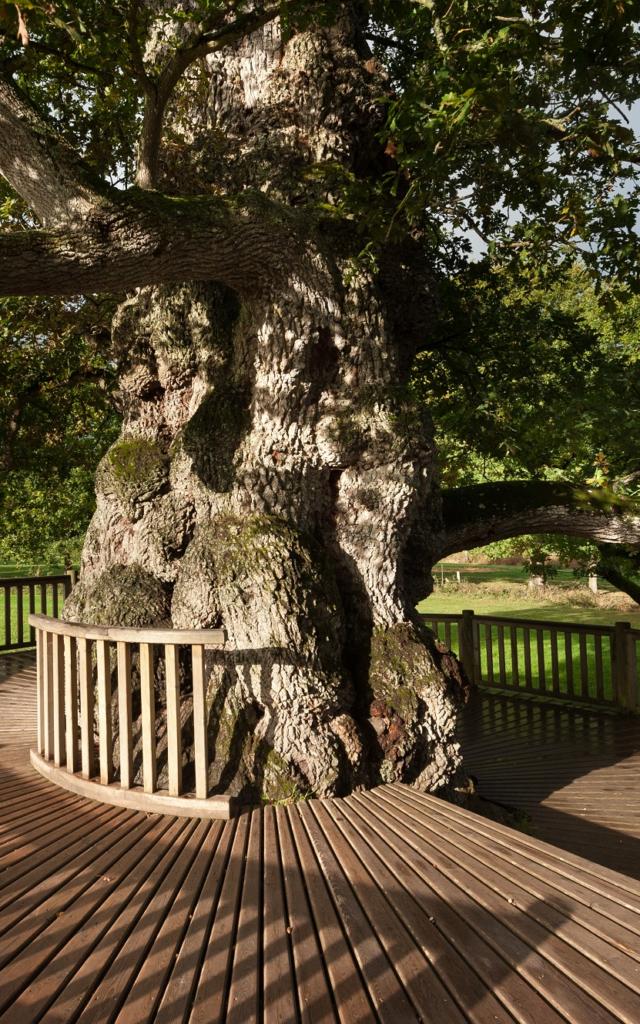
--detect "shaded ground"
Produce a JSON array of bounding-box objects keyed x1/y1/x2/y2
[{"x1": 460, "y1": 689, "x2": 640, "y2": 881}]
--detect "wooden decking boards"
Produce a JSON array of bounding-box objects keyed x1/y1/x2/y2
[
  {"x1": 459, "y1": 688, "x2": 640, "y2": 880},
  {"x1": 1, "y1": 653, "x2": 640, "y2": 1022}
]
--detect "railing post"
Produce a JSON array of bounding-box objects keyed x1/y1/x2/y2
[
  {"x1": 459, "y1": 610, "x2": 476, "y2": 684},
  {"x1": 117, "y1": 641, "x2": 133, "y2": 789},
  {"x1": 65, "y1": 569, "x2": 77, "y2": 592},
  {"x1": 43, "y1": 631, "x2": 54, "y2": 760},
  {"x1": 613, "y1": 621, "x2": 636, "y2": 710},
  {"x1": 192, "y1": 644, "x2": 208, "y2": 799}
]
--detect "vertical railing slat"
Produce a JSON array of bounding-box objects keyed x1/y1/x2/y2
[
  {"x1": 594, "y1": 634, "x2": 604, "y2": 702},
  {"x1": 579, "y1": 632, "x2": 589, "y2": 699},
  {"x1": 550, "y1": 630, "x2": 560, "y2": 698},
  {"x1": 485, "y1": 624, "x2": 494, "y2": 684},
  {"x1": 192, "y1": 644, "x2": 208, "y2": 799},
  {"x1": 509, "y1": 626, "x2": 519, "y2": 690},
  {"x1": 140, "y1": 642, "x2": 156, "y2": 794},
  {"x1": 96, "y1": 639, "x2": 112, "y2": 785},
  {"x1": 52, "y1": 630, "x2": 66, "y2": 770},
  {"x1": 536, "y1": 629, "x2": 546, "y2": 695},
  {"x1": 3, "y1": 584, "x2": 11, "y2": 649},
  {"x1": 629, "y1": 634, "x2": 638, "y2": 709},
  {"x1": 444, "y1": 620, "x2": 452, "y2": 650},
  {"x1": 43, "y1": 631, "x2": 54, "y2": 759},
  {"x1": 497, "y1": 625, "x2": 506, "y2": 686},
  {"x1": 472, "y1": 619, "x2": 481, "y2": 683},
  {"x1": 523, "y1": 627, "x2": 532, "y2": 688},
  {"x1": 63, "y1": 634, "x2": 79, "y2": 772},
  {"x1": 36, "y1": 628, "x2": 44, "y2": 753},
  {"x1": 78, "y1": 637, "x2": 95, "y2": 778},
  {"x1": 16, "y1": 582, "x2": 24, "y2": 646},
  {"x1": 117, "y1": 641, "x2": 133, "y2": 789},
  {"x1": 564, "y1": 631, "x2": 574, "y2": 699},
  {"x1": 28, "y1": 584, "x2": 36, "y2": 645},
  {"x1": 165, "y1": 644, "x2": 182, "y2": 797}
]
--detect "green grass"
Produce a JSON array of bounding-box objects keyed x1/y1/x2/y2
[{"x1": 418, "y1": 590, "x2": 640, "y2": 628}]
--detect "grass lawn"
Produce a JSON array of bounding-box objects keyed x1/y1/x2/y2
[{"x1": 418, "y1": 590, "x2": 640, "y2": 629}]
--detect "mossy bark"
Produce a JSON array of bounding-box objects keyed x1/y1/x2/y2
[{"x1": 64, "y1": 15, "x2": 466, "y2": 802}]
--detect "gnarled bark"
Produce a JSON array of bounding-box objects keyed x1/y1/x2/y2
[{"x1": 62, "y1": 16, "x2": 466, "y2": 803}]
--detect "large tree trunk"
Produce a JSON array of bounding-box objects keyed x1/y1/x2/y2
[{"x1": 64, "y1": 15, "x2": 466, "y2": 803}]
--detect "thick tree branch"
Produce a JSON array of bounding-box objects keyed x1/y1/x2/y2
[
  {"x1": 0, "y1": 192, "x2": 297, "y2": 296},
  {"x1": 439, "y1": 481, "x2": 640, "y2": 558},
  {"x1": 0, "y1": 77, "x2": 104, "y2": 227}
]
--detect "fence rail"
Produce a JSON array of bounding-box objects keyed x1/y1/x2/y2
[
  {"x1": 29, "y1": 613, "x2": 234, "y2": 818},
  {"x1": 423, "y1": 609, "x2": 639, "y2": 710},
  {"x1": 0, "y1": 574, "x2": 73, "y2": 652}
]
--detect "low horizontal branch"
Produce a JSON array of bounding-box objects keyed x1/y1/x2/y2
[
  {"x1": 439, "y1": 480, "x2": 640, "y2": 558},
  {"x1": 0, "y1": 193, "x2": 297, "y2": 297}
]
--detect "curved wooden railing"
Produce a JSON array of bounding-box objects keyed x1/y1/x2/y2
[{"x1": 29, "y1": 613, "x2": 234, "y2": 818}]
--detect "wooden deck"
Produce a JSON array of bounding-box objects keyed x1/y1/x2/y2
[
  {"x1": 1, "y1": 653, "x2": 640, "y2": 1022},
  {"x1": 460, "y1": 688, "x2": 640, "y2": 880}
]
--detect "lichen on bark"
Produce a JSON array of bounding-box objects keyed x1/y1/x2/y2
[
  {"x1": 96, "y1": 438, "x2": 169, "y2": 515},
  {"x1": 64, "y1": 563, "x2": 171, "y2": 627}
]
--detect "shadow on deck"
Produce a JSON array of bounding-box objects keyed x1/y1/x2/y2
[
  {"x1": 460, "y1": 688, "x2": 640, "y2": 881},
  {"x1": 1, "y1": 652, "x2": 640, "y2": 1022}
]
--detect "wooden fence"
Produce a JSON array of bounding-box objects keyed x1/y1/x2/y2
[
  {"x1": 0, "y1": 573, "x2": 73, "y2": 652},
  {"x1": 423, "y1": 609, "x2": 639, "y2": 710},
  {"x1": 29, "y1": 613, "x2": 234, "y2": 818}
]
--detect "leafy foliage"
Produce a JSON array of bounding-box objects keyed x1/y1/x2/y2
[
  {"x1": 1, "y1": 2, "x2": 639, "y2": 280},
  {"x1": 0, "y1": 292, "x2": 118, "y2": 563},
  {"x1": 413, "y1": 264, "x2": 640, "y2": 488},
  {"x1": 367, "y1": 0, "x2": 640, "y2": 283}
]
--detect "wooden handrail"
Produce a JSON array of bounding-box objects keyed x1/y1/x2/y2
[
  {"x1": 29, "y1": 613, "x2": 225, "y2": 646},
  {"x1": 29, "y1": 614, "x2": 236, "y2": 820},
  {"x1": 0, "y1": 574, "x2": 69, "y2": 586}
]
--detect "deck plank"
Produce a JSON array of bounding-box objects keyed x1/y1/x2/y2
[{"x1": 0, "y1": 652, "x2": 640, "y2": 1023}]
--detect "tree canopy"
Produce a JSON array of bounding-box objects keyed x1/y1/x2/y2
[
  {"x1": 0, "y1": 293, "x2": 117, "y2": 563},
  {"x1": 1, "y1": 0, "x2": 640, "y2": 571}
]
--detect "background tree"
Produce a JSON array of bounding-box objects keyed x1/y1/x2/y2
[{"x1": 1, "y1": 1, "x2": 640, "y2": 802}]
